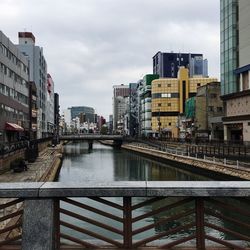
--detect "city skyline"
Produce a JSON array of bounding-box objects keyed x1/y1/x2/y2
[{"x1": 0, "y1": 0, "x2": 220, "y2": 119}]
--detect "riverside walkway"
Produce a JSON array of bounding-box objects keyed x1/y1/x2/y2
[{"x1": 0, "y1": 145, "x2": 62, "y2": 183}]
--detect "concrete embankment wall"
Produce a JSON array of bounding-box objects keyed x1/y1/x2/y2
[
  {"x1": 40, "y1": 146, "x2": 63, "y2": 182},
  {"x1": 0, "y1": 149, "x2": 26, "y2": 174},
  {"x1": 122, "y1": 144, "x2": 250, "y2": 180}
]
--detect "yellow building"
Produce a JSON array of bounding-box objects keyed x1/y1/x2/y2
[{"x1": 151, "y1": 67, "x2": 217, "y2": 138}]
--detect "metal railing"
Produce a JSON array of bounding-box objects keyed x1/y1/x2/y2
[
  {"x1": 131, "y1": 142, "x2": 250, "y2": 170},
  {"x1": 0, "y1": 182, "x2": 249, "y2": 249}
]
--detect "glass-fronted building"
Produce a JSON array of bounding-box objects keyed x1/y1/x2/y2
[
  {"x1": 220, "y1": 0, "x2": 238, "y2": 95},
  {"x1": 220, "y1": 0, "x2": 250, "y2": 143}
]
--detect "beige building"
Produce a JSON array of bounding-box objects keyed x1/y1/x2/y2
[
  {"x1": 151, "y1": 67, "x2": 217, "y2": 138},
  {"x1": 195, "y1": 82, "x2": 224, "y2": 140}
]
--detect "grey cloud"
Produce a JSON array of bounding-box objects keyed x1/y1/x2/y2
[{"x1": 0, "y1": 0, "x2": 220, "y2": 118}]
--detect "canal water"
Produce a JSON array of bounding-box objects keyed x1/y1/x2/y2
[{"x1": 58, "y1": 142, "x2": 244, "y2": 243}]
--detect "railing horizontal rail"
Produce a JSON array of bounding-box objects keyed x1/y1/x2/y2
[
  {"x1": 60, "y1": 208, "x2": 123, "y2": 235},
  {"x1": 206, "y1": 198, "x2": 250, "y2": 217},
  {"x1": 205, "y1": 222, "x2": 250, "y2": 241},
  {"x1": 160, "y1": 235, "x2": 196, "y2": 249},
  {"x1": 0, "y1": 222, "x2": 22, "y2": 235},
  {"x1": 0, "y1": 199, "x2": 23, "y2": 210},
  {"x1": 132, "y1": 197, "x2": 165, "y2": 210},
  {"x1": 62, "y1": 198, "x2": 123, "y2": 223},
  {"x1": 60, "y1": 233, "x2": 98, "y2": 248},
  {"x1": 205, "y1": 235, "x2": 246, "y2": 250},
  {"x1": 89, "y1": 197, "x2": 123, "y2": 210},
  {"x1": 205, "y1": 208, "x2": 250, "y2": 230},
  {"x1": 60, "y1": 220, "x2": 123, "y2": 248},
  {"x1": 132, "y1": 197, "x2": 193, "y2": 222},
  {"x1": 0, "y1": 235, "x2": 22, "y2": 247},
  {"x1": 133, "y1": 222, "x2": 196, "y2": 248},
  {"x1": 0, "y1": 210, "x2": 23, "y2": 223},
  {"x1": 132, "y1": 208, "x2": 195, "y2": 235}
]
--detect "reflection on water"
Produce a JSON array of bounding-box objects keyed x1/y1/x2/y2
[
  {"x1": 60, "y1": 142, "x2": 209, "y2": 183},
  {"x1": 58, "y1": 142, "x2": 247, "y2": 242}
]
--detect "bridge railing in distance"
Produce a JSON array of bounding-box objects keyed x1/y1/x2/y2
[
  {"x1": 60, "y1": 134, "x2": 123, "y2": 140},
  {"x1": 0, "y1": 182, "x2": 249, "y2": 249}
]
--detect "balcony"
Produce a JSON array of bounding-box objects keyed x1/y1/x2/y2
[
  {"x1": 0, "y1": 182, "x2": 249, "y2": 249},
  {"x1": 31, "y1": 109, "x2": 37, "y2": 118}
]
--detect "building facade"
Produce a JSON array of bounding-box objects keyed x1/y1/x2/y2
[
  {"x1": 195, "y1": 82, "x2": 224, "y2": 140},
  {"x1": 70, "y1": 106, "x2": 95, "y2": 123},
  {"x1": 54, "y1": 93, "x2": 60, "y2": 138},
  {"x1": 138, "y1": 74, "x2": 159, "y2": 137},
  {"x1": 153, "y1": 51, "x2": 208, "y2": 78},
  {"x1": 220, "y1": 0, "x2": 250, "y2": 143},
  {"x1": 29, "y1": 82, "x2": 38, "y2": 140},
  {"x1": 128, "y1": 83, "x2": 138, "y2": 137},
  {"x1": 46, "y1": 74, "x2": 55, "y2": 137},
  {"x1": 112, "y1": 84, "x2": 129, "y2": 133},
  {"x1": 151, "y1": 67, "x2": 217, "y2": 138},
  {"x1": 0, "y1": 31, "x2": 29, "y2": 143},
  {"x1": 17, "y1": 32, "x2": 48, "y2": 139}
]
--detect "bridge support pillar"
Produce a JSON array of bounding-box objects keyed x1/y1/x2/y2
[
  {"x1": 88, "y1": 140, "x2": 93, "y2": 150},
  {"x1": 22, "y1": 198, "x2": 59, "y2": 250}
]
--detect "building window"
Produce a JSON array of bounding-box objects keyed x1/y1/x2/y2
[
  {"x1": 162, "y1": 93, "x2": 171, "y2": 98},
  {"x1": 158, "y1": 103, "x2": 161, "y2": 107},
  {"x1": 217, "y1": 107, "x2": 223, "y2": 112},
  {"x1": 197, "y1": 83, "x2": 201, "y2": 87},
  {"x1": 169, "y1": 122, "x2": 171, "y2": 126},
  {"x1": 158, "y1": 84, "x2": 161, "y2": 87},
  {"x1": 167, "y1": 84, "x2": 171, "y2": 87},
  {"x1": 210, "y1": 93, "x2": 217, "y2": 98},
  {"x1": 168, "y1": 103, "x2": 171, "y2": 106},
  {"x1": 208, "y1": 106, "x2": 214, "y2": 112}
]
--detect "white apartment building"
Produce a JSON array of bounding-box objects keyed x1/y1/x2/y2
[{"x1": 17, "y1": 32, "x2": 48, "y2": 139}]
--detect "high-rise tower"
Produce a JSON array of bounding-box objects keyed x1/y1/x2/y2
[{"x1": 220, "y1": 0, "x2": 250, "y2": 142}]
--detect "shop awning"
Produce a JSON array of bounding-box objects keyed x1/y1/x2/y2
[{"x1": 5, "y1": 122, "x2": 24, "y2": 132}]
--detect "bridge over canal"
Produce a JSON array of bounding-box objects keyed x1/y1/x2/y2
[{"x1": 60, "y1": 134, "x2": 124, "y2": 149}]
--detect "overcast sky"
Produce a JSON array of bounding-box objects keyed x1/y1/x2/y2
[{"x1": 1, "y1": 0, "x2": 220, "y2": 119}]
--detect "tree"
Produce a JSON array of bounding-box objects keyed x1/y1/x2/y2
[{"x1": 100, "y1": 125, "x2": 108, "y2": 135}]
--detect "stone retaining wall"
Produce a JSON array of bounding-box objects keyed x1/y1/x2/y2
[
  {"x1": 0, "y1": 149, "x2": 26, "y2": 173},
  {"x1": 122, "y1": 144, "x2": 250, "y2": 180}
]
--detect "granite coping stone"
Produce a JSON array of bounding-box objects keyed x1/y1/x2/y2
[
  {"x1": 0, "y1": 182, "x2": 44, "y2": 198},
  {"x1": 146, "y1": 181, "x2": 250, "y2": 196},
  {"x1": 0, "y1": 181, "x2": 249, "y2": 198},
  {"x1": 39, "y1": 181, "x2": 147, "y2": 197}
]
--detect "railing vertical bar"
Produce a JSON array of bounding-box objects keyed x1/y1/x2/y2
[
  {"x1": 196, "y1": 198, "x2": 205, "y2": 250},
  {"x1": 123, "y1": 197, "x2": 132, "y2": 249}
]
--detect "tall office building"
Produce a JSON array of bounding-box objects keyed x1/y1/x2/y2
[
  {"x1": 153, "y1": 51, "x2": 208, "y2": 78},
  {"x1": 46, "y1": 73, "x2": 55, "y2": 136},
  {"x1": 70, "y1": 106, "x2": 95, "y2": 122},
  {"x1": 112, "y1": 84, "x2": 129, "y2": 132},
  {"x1": 17, "y1": 32, "x2": 48, "y2": 139},
  {"x1": 138, "y1": 74, "x2": 159, "y2": 136},
  {"x1": 128, "y1": 83, "x2": 138, "y2": 136},
  {"x1": 220, "y1": 0, "x2": 250, "y2": 142},
  {"x1": 0, "y1": 31, "x2": 29, "y2": 143}
]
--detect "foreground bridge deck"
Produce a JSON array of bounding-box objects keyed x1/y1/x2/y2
[{"x1": 0, "y1": 181, "x2": 249, "y2": 249}]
